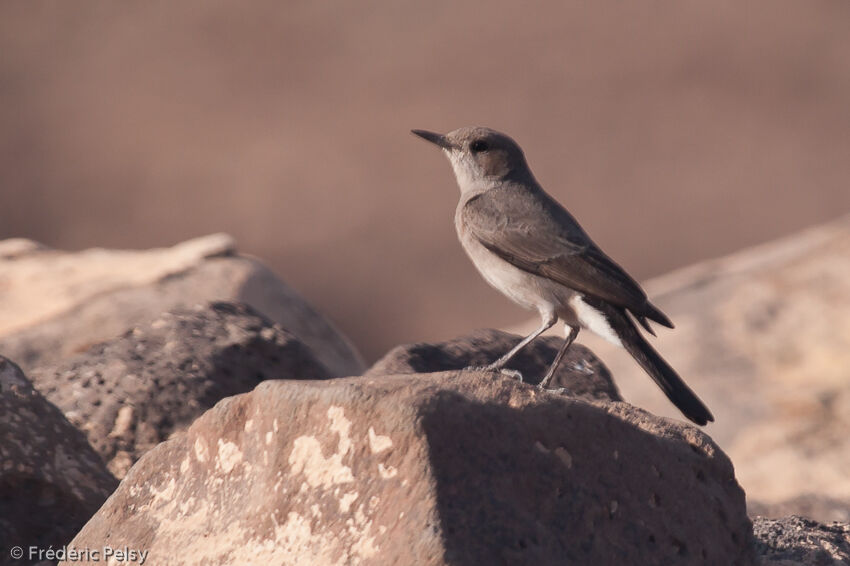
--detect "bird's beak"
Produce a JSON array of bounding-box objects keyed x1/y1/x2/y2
[{"x1": 411, "y1": 129, "x2": 454, "y2": 150}]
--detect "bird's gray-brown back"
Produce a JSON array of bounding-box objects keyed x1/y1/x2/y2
[{"x1": 460, "y1": 181, "x2": 659, "y2": 319}]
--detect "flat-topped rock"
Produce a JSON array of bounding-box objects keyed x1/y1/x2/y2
[{"x1": 66, "y1": 370, "x2": 754, "y2": 566}]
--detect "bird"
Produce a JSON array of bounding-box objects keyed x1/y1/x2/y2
[{"x1": 411, "y1": 126, "x2": 713, "y2": 425}]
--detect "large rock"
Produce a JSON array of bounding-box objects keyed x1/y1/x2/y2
[
  {"x1": 31, "y1": 301, "x2": 332, "y2": 478},
  {"x1": 754, "y1": 516, "x2": 850, "y2": 565},
  {"x1": 0, "y1": 357, "x2": 117, "y2": 559},
  {"x1": 367, "y1": 328, "x2": 621, "y2": 402},
  {"x1": 66, "y1": 371, "x2": 754, "y2": 565},
  {"x1": 510, "y1": 215, "x2": 850, "y2": 521},
  {"x1": 0, "y1": 235, "x2": 364, "y2": 377}
]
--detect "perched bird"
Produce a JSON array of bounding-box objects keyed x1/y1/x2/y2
[{"x1": 412, "y1": 126, "x2": 713, "y2": 425}]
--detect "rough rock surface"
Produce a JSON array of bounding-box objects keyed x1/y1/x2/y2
[
  {"x1": 66, "y1": 371, "x2": 754, "y2": 566},
  {"x1": 31, "y1": 301, "x2": 332, "y2": 478},
  {"x1": 0, "y1": 234, "x2": 364, "y2": 377},
  {"x1": 510, "y1": 215, "x2": 850, "y2": 521},
  {"x1": 367, "y1": 328, "x2": 621, "y2": 402},
  {"x1": 754, "y1": 516, "x2": 850, "y2": 565},
  {"x1": 0, "y1": 357, "x2": 117, "y2": 556}
]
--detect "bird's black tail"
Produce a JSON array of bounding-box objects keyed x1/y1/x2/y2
[{"x1": 600, "y1": 304, "x2": 714, "y2": 426}]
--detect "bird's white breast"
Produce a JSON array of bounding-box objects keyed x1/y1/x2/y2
[{"x1": 455, "y1": 209, "x2": 570, "y2": 315}]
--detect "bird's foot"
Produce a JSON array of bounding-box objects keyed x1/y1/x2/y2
[
  {"x1": 461, "y1": 365, "x2": 523, "y2": 382},
  {"x1": 497, "y1": 368, "x2": 523, "y2": 382},
  {"x1": 538, "y1": 384, "x2": 569, "y2": 394},
  {"x1": 536, "y1": 374, "x2": 569, "y2": 394}
]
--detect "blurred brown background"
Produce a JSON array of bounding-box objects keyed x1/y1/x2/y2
[{"x1": 2, "y1": 1, "x2": 849, "y2": 360}]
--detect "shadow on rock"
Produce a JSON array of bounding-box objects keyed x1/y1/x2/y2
[{"x1": 420, "y1": 390, "x2": 752, "y2": 566}]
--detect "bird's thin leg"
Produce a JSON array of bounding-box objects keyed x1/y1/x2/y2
[
  {"x1": 538, "y1": 325, "x2": 580, "y2": 389},
  {"x1": 486, "y1": 311, "x2": 557, "y2": 371}
]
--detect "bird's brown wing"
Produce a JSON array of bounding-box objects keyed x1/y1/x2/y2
[{"x1": 462, "y1": 185, "x2": 672, "y2": 327}]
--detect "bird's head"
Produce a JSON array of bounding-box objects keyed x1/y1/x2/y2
[{"x1": 412, "y1": 126, "x2": 531, "y2": 193}]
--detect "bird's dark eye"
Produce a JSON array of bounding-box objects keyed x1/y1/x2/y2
[{"x1": 469, "y1": 140, "x2": 489, "y2": 153}]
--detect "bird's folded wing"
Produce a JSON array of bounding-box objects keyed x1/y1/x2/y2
[{"x1": 461, "y1": 187, "x2": 650, "y2": 311}]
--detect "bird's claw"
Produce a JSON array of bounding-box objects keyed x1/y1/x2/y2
[
  {"x1": 498, "y1": 368, "x2": 523, "y2": 382},
  {"x1": 462, "y1": 365, "x2": 523, "y2": 382},
  {"x1": 538, "y1": 384, "x2": 569, "y2": 394}
]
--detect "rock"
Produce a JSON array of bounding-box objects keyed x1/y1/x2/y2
[
  {"x1": 0, "y1": 357, "x2": 117, "y2": 554},
  {"x1": 31, "y1": 302, "x2": 333, "y2": 479},
  {"x1": 750, "y1": 496, "x2": 850, "y2": 525},
  {"x1": 509, "y1": 215, "x2": 850, "y2": 521},
  {"x1": 66, "y1": 371, "x2": 754, "y2": 566},
  {"x1": 753, "y1": 516, "x2": 850, "y2": 565},
  {"x1": 367, "y1": 328, "x2": 621, "y2": 402},
  {"x1": 0, "y1": 234, "x2": 364, "y2": 377}
]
